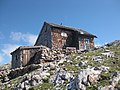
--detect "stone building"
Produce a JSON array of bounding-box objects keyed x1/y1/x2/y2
[
  {"x1": 11, "y1": 22, "x2": 97, "y2": 68},
  {"x1": 35, "y1": 22, "x2": 97, "y2": 50}
]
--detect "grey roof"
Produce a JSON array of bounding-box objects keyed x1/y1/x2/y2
[
  {"x1": 11, "y1": 46, "x2": 41, "y2": 54},
  {"x1": 45, "y1": 22, "x2": 97, "y2": 37}
]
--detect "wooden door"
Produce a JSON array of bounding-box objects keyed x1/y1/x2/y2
[
  {"x1": 84, "y1": 39, "x2": 90, "y2": 50},
  {"x1": 22, "y1": 50, "x2": 30, "y2": 66}
]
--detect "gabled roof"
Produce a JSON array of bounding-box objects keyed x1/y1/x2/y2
[{"x1": 45, "y1": 21, "x2": 97, "y2": 38}]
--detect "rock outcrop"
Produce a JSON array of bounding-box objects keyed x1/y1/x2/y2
[{"x1": 0, "y1": 40, "x2": 120, "y2": 90}]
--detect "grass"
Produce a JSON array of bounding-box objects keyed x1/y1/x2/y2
[
  {"x1": 81, "y1": 49, "x2": 104, "y2": 57},
  {"x1": 86, "y1": 85, "x2": 98, "y2": 90},
  {"x1": 65, "y1": 65, "x2": 79, "y2": 71},
  {"x1": 2, "y1": 76, "x2": 23, "y2": 90},
  {"x1": 30, "y1": 83, "x2": 55, "y2": 90},
  {"x1": 100, "y1": 72, "x2": 111, "y2": 80}
]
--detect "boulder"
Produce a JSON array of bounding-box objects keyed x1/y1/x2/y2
[
  {"x1": 92, "y1": 56, "x2": 103, "y2": 62},
  {"x1": 49, "y1": 63, "x2": 56, "y2": 70},
  {"x1": 3, "y1": 76, "x2": 9, "y2": 82},
  {"x1": 78, "y1": 61, "x2": 87, "y2": 67},
  {"x1": 30, "y1": 80, "x2": 37, "y2": 86},
  {"x1": 67, "y1": 67, "x2": 101, "y2": 90},
  {"x1": 32, "y1": 74, "x2": 41, "y2": 83},
  {"x1": 88, "y1": 74, "x2": 99, "y2": 84},
  {"x1": 101, "y1": 51, "x2": 115, "y2": 58},
  {"x1": 20, "y1": 82, "x2": 25, "y2": 89},
  {"x1": 53, "y1": 68, "x2": 73, "y2": 86}
]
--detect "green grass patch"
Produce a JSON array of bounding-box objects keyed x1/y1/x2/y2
[
  {"x1": 96, "y1": 80, "x2": 110, "y2": 87},
  {"x1": 30, "y1": 83, "x2": 55, "y2": 90},
  {"x1": 86, "y1": 85, "x2": 98, "y2": 90}
]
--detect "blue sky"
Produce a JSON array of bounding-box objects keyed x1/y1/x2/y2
[{"x1": 0, "y1": 0, "x2": 120, "y2": 65}]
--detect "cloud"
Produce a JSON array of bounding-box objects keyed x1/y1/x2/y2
[
  {"x1": 1, "y1": 44, "x2": 20, "y2": 56},
  {"x1": 0, "y1": 32, "x2": 38, "y2": 64},
  {"x1": 0, "y1": 54, "x2": 3, "y2": 63},
  {"x1": 24, "y1": 34, "x2": 38, "y2": 45},
  {"x1": 7, "y1": 32, "x2": 37, "y2": 56},
  {"x1": 10, "y1": 32, "x2": 23, "y2": 41},
  {"x1": 10, "y1": 32, "x2": 37, "y2": 45}
]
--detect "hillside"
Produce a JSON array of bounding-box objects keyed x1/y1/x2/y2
[{"x1": 0, "y1": 40, "x2": 120, "y2": 90}]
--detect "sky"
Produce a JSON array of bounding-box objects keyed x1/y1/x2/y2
[{"x1": 0, "y1": 0, "x2": 120, "y2": 65}]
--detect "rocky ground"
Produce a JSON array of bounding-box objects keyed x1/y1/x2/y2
[{"x1": 0, "y1": 40, "x2": 120, "y2": 90}]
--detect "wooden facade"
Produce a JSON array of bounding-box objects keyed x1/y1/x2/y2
[{"x1": 35, "y1": 22, "x2": 97, "y2": 50}]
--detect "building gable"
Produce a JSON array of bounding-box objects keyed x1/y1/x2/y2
[{"x1": 35, "y1": 22, "x2": 52, "y2": 48}]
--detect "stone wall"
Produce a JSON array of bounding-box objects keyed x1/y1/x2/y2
[
  {"x1": 29, "y1": 45, "x2": 76, "y2": 65},
  {"x1": 52, "y1": 28, "x2": 78, "y2": 49}
]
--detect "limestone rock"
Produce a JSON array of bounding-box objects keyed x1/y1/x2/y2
[
  {"x1": 67, "y1": 67, "x2": 101, "y2": 90},
  {"x1": 53, "y1": 68, "x2": 73, "y2": 86},
  {"x1": 78, "y1": 61, "x2": 87, "y2": 67}
]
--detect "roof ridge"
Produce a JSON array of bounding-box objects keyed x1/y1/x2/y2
[
  {"x1": 44, "y1": 21, "x2": 97, "y2": 38},
  {"x1": 45, "y1": 21, "x2": 81, "y2": 30}
]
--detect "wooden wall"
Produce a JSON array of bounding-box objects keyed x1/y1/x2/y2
[
  {"x1": 11, "y1": 49, "x2": 22, "y2": 69},
  {"x1": 11, "y1": 48, "x2": 40, "y2": 69}
]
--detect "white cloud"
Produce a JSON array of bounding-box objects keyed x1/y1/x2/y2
[
  {"x1": 0, "y1": 32, "x2": 38, "y2": 64},
  {"x1": 10, "y1": 32, "x2": 37, "y2": 45},
  {"x1": 22, "y1": 34, "x2": 37, "y2": 45},
  {"x1": 1, "y1": 44, "x2": 20, "y2": 56},
  {"x1": 0, "y1": 44, "x2": 21, "y2": 64},
  {"x1": 10, "y1": 32, "x2": 23, "y2": 41},
  {"x1": 0, "y1": 54, "x2": 3, "y2": 63}
]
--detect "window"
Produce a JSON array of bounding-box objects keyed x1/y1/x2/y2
[
  {"x1": 84, "y1": 38, "x2": 90, "y2": 49},
  {"x1": 84, "y1": 39, "x2": 89, "y2": 44},
  {"x1": 61, "y1": 32, "x2": 67, "y2": 37},
  {"x1": 62, "y1": 40, "x2": 66, "y2": 48}
]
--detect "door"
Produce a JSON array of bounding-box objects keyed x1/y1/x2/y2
[
  {"x1": 22, "y1": 50, "x2": 30, "y2": 66},
  {"x1": 84, "y1": 39, "x2": 90, "y2": 50}
]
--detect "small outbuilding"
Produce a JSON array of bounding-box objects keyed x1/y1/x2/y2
[{"x1": 11, "y1": 46, "x2": 41, "y2": 69}]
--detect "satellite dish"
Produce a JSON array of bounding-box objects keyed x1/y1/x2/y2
[{"x1": 81, "y1": 31, "x2": 84, "y2": 34}]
